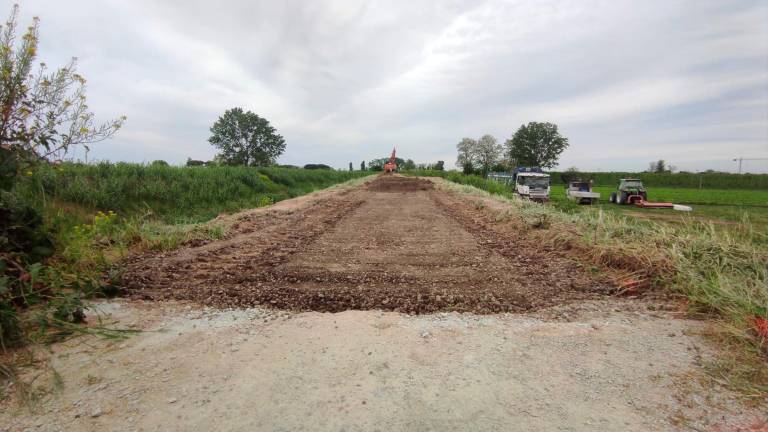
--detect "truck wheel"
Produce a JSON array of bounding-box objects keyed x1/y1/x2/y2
[{"x1": 610, "y1": 192, "x2": 616, "y2": 203}]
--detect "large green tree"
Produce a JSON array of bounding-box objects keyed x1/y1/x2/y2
[
  {"x1": 456, "y1": 137, "x2": 478, "y2": 174},
  {"x1": 505, "y1": 122, "x2": 568, "y2": 168},
  {"x1": 475, "y1": 134, "x2": 502, "y2": 175},
  {"x1": 456, "y1": 135, "x2": 502, "y2": 175},
  {"x1": 208, "y1": 108, "x2": 285, "y2": 166}
]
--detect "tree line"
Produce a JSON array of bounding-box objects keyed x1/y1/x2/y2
[{"x1": 456, "y1": 122, "x2": 569, "y2": 176}]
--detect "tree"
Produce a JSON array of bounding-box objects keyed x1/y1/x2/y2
[
  {"x1": 349, "y1": 162, "x2": 353, "y2": 172},
  {"x1": 208, "y1": 108, "x2": 285, "y2": 166},
  {"x1": 0, "y1": 5, "x2": 125, "y2": 189},
  {"x1": 360, "y1": 161, "x2": 366, "y2": 171},
  {"x1": 368, "y1": 157, "x2": 404, "y2": 171},
  {"x1": 505, "y1": 122, "x2": 568, "y2": 168},
  {"x1": 303, "y1": 164, "x2": 331, "y2": 170},
  {"x1": 476, "y1": 134, "x2": 502, "y2": 175},
  {"x1": 560, "y1": 166, "x2": 581, "y2": 184},
  {"x1": 648, "y1": 159, "x2": 675, "y2": 173},
  {"x1": 456, "y1": 137, "x2": 478, "y2": 174},
  {"x1": 403, "y1": 159, "x2": 416, "y2": 170},
  {"x1": 434, "y1": 160, "x2": 444, "y2": 171}
]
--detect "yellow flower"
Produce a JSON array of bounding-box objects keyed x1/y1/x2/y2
[{"x1": 25, "y1": 170, "x2": 33, "y2": 176}]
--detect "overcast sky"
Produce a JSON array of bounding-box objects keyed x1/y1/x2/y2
[{"x1": 11, "y1": 0, "x2": 768, "y2": 172}]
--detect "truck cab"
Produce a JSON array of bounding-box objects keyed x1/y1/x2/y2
[{"x1": 514, "y1": 168, "x2": 550, "y2": 202}]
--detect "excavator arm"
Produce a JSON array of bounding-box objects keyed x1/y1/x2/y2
[{"x1": 383, "y1": 147, "x2": 397, "y2": 173}]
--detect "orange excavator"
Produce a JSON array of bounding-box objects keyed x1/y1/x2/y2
[{"x1": 383, "y1": 147, "x2": 398, "y2": 173}]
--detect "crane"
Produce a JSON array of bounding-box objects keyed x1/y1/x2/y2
[{"x1": 383, "y1": 147, "x2": 398, "y2": 173}]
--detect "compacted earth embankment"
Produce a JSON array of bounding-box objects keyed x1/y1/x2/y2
[{"x1": 123, "y1": 175, "x2": 612, "y2": 313}]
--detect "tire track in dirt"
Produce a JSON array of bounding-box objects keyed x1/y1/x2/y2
[{"x1": 124, "y1": 176, "x2": 612, "y2": 313}]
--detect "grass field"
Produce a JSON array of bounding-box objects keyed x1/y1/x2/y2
[
  {"x1": 548, "y1": 171, "x2": 768, "y2": 190},
  {"x1": 548, "y1": 185, "x2": 768, "y2": 226}
]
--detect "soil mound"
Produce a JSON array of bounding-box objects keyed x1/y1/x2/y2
[{"x1": 365, "y1": 176, "x2": 434, "y2": 193}]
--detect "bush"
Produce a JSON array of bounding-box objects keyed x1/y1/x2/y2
[{"x1": 0, "y1": 191, "x2": 54, "y2": 261}]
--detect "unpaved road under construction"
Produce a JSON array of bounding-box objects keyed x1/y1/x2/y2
[
  {"x1": 2, "y1": 176, "x2": 763, "y2": 431},
  {"x1": 123, "y1": 176, "x2": 609, "y2": 313}
]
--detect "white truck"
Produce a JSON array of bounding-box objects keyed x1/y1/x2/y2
[
  {"x1": 565, "y1": 181, "x2": 600, "y2": 204},
  {"x1": 488, "y1": 167, "x2": 551, "y2": 202},
  {"x1": 514, "y1": 170, "x2": 550, "y2": 202}
]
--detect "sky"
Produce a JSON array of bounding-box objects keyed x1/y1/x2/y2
[{"x1": 9, "y1": 0, "x2": 768, "y2": 172}]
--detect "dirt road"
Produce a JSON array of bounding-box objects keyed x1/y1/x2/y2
[
  {"x1": 123, "y1": 176, "x2": 608, "y2": 313},
  {"x1": 2, "y1": 176, "x2": 763, "y2": 431}
]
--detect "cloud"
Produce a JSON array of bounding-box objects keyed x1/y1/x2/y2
[{"x1": 9, "y1": 0, "x2": 768, "y2": 172}]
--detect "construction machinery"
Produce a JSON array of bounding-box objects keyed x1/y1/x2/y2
[
  {"x1": 383, "y1": 147, "x2": 398, "y2": 173},
  {"x1": 565, "y1": 180, "x2": 600, "y2": 204},
  {"x1": 610, "y1": 178, "x2": 692, "y2": 211}
]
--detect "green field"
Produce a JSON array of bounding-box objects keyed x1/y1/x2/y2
[
  {"x1": 548, "y1": 171, "x2": 768, "y2": 190},
  {"x1": 409, "y1": 169, "x2": 768, "y2": 226},
  {"x1": 549, "y1": 185, "x2": 768, "y2": 226}
]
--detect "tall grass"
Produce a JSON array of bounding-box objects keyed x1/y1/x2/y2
[{"x1": 16, "y1": 162, "x2": 370, "y2": 223}]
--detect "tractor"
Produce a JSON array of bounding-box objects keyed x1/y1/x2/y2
[{"x1": 609, "y1": 178, "x2": 647, "y2": 205}]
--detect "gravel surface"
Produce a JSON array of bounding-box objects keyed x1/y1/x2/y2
[{"x1": 0, "y1": 299, "x2": 763, "y2": 431}]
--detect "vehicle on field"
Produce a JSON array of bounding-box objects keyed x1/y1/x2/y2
[
  {"x1": 609, "y1": 178, "x2": 647, "y2": 205},
  {"x1": 565, "y1": 180, "x2": 600, "y2": 204},
  {"x1": 488, "y1": 167, "x2": 550, "y2": 202},
  {"x1": 514, "y1": 167, "x2": 550, "y2": 202}
]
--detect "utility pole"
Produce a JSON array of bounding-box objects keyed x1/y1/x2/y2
[{"x1": 732, "y1": 157, "x2": 768, "y2": 174}]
